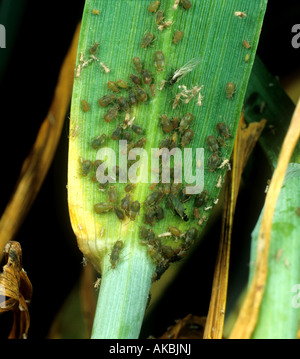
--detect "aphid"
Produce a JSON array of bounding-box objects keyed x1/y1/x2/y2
[
  {"x1": 193, "y1": 207, "x2": 200, "y2": 219},
  {"x1": 132, "y1": 57, "x2": 143, "y2": 73},
  {"x1": 216, "y1": 122, "x2": 231, "y2": 138},
  {"x1": 98, "y1": 94, "x2": 116, "y2": 107},
  {"x1": 194, "y1": 190, "x2": 208, "y2": 208},
  {"x1": 234, "y1": 11, "x2": 247, "y2": 18},
  {"x1": 134, "y1": 85, "x2": 148, "y2": 102},
  {"x1": 129, "y1": 200, "x2": 141, "y2": 220},
  {"x1": 94, "y1": 202, "x2": 114, "y2": 214},
  {"x1": 225, "y1": 82, "x2": 236, "y2": 99},
  {"x1": 116, "y1": 79, "x2": 129, "y2": 89},
  {"x1": 167, "y1": 193, "x2": 189, "y2": 221},
  {"x1": 104, "y1": 106, "x2": 119, "y2": 122},
  {"x1": 81, "y1": 160, "x2": 92, "y2": 176},
  {"x1": 171, "y1": 117, "x2": 179, "y2": 129},
  {"x1": 128, "y1": 90, "x2": 137, "y2": 106},
  {"x1": 141, "y1": 33, "x2": 154, "y2": 48},
  {"x1": 161, "y1": 114, "x2": 173, "y2": 133},
  {"x1": 169, "y1": 57, "x2": 201, "y2": 85},
  {"x1": 173, "y1": 30, "x2": 184, "y2": 44},
  {"x1": 208, "y1": 153, "x2": 220, "y2": 172},
  {"x1": 245, "y1": 53, "x2": 250, "y2": 62},
  {"x1": 142, "y1": 69, "x2": 152, "y2": 84},
  {"x1": 122, "y1": 130, "x2": 132, "y2": 141},
  {"x1": 117, "y1": 97, "x2": 130, "y2": 112},
  {"x1": 206, "y1": 135, "x2": 219, "y2": 152},
  {"x1": 92, "y1": 9, "x2": 100, "y2": 15},
  {"x1": 179, "y1": 113, "x2": 194, "y2": 133},
  {"x1": 156, "y1": 10, "x2": 164, "y2": 24},
  {"x1": 114, "y1": 207, "x2": 125, "y2": 221},
  {"x1": 121, "y1": 194, "x2": 131, "y2": 215},
  {"x1": 169, "y1": 226, "x2": 181, "y2": 237},
  {"x1": 181, "y1": 129, "x2": 194, "y2": 147},
  {"x1": 243, "y1": 40, "x2": 251, "y2": 49},
  {"x1": 107, "y1": 81, "x2": 119, "y2": 93},
  {"x1": 111, "y1": 125, "x2": 122, "y2": 140},
  {"x1": 148, "y1": 0, "x2": 160, "y2": 12},
  {"x1": 144, "y1": 207, "x2": 157, "y2": 226},
  {"x1": 81, "y1": 99, "x2": 90, "y2": 112},
  {"x1": 161, "y1": 245, "x2": 175, "y2": 260},
  {"x1": 130, "y1": 74, "x2": 141, "y2": 85},
  {"x1": 185, "y1": 227, "x2": 198, "y2": 246},
  {"x1": 110, "y1": 240, "x2": 124, "y2": 269},
  {"x1": 159, "y1": 136, "x2": 172, "y2": 149},
  {"x1": 150, "y1": 84, "x2": 156, "y2": 97},
  {"x1": 89, "y1": 42, "x2": 100, "y2": 54},
  {"x1": 144, "y1": 188, "x2": 164, "y2": 207},
  {"x1": 181, "y1": 0, "x2": 192, "y2": 10},
  {"x1": 108, "y1": 186, "x2": 117, "y2": 203},
  {"x1": 153, "y1": 51, "x2": 165, "y2": 72},
  {"x1": 125, "y1": 183, "x2": 136, "y2": 192},
  {"x1": 91, "y1": 134, "x2": 106, "y2": 149},
  {"x1": 155, "y1": 206, "x2": 164, "y2": 221},
  {"x1": 134, "y1": 136, "x2": 147, "y2": 148},
  {"x1": 131, "y1": 124, "x2": 144, "y2": 135}
]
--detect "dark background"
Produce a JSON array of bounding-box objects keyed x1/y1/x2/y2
[{"x1": 0, "y1": 0, "x2": 299, "y2": 339}]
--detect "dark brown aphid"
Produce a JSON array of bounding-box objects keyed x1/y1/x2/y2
[
  {"x1": 167, "y1": 193, "x2": 189, "y2": 221},
  {"x1": 179, "y1": 113, "x2": 194, "y2": 133},
  {"x1": 131, "y1": 124, "x2": 144, "y2": 135},
  {"x1": 185, "y1": 227, "x2": 198, "y2": 246},
  {"x1": 130, "y1": 74, "x2": 141, "y2": 85},
  {"x1": 122, "y1": 130, "x2": 132, "y2": 141},
  {"x1": 117, "y1": 97, "x2": 130, "y2": 112},
  {"x1": 161, "y1": 245, "x2": 175, "y2": 260},
  {"x1": 107, "y1": 81, "x2": 119, "y2": 93},
  {"x1": 194, "y1": 190, "x2": 208, "y2": 208},
  {"x1": 141, "y1": 33, "x2": 154, "y2": 48},
  {"x1": 206, "y1": 135, "x2": 219, "y2": 152},
  {"x1": 217, "y1": 136, "x2": 227, "y2": 147},
  {"x1": 144, "y1": 188, "x2": 164, "y2": 207},
  {"x1": 114, "y1": 206, "x2": 125, "y2": 221},
  {"x1": 225, "y1": 82, "x2": 236, "y2": 99},
  {"x1": 81, "y1": 160, "x2": 92, "y2": 176},
  {"x1": 104, "y1": 106, "x2": 119, "y2": 122},
  {"x1": 132, "y1": 57, "x2": 143, "y2": 73},
  {"x1": 134, "y1": 85, "x2": 148, "y2": 102},
  {"x1": 121, "y1": 194, "x2": 131, "y2": 215},
  {"x1": 142, "y1": 69, "x2": 152, "y2": 85},
  {"x1": 129, "y1": 200, "x2": 140, "y2": 220},
  {"x1": 89, "y1": 42, "x2": 100, "y2": 54},
  {"x1": 159, "y1": 136, "x2": 172, "y2": 149},
  {"x1": 173, "y1": 30, "x2": 184, "y2": 44},
  {"x1": 144, "y1": 207, "x2": 157, "y2": 226},
  {"x1": 108, "y1": 186, "x2": 117, "y2": 203},
  {"x1": 125, "y1": 183, "x2": 136, "y2": 192},
  {"x1": 134, "y1": 136, "x2": 147, "y2": 148},
  {"x1": 128, "y1": 90, "x2": 137, "y2": 106},
  {"x1": 179, "y1": 188, "x2": 191, "y2": 203},
  {"x1": 81, "y1": 99, "x2": 90, "y2": 112},
  {"x1": 140, "y1": 226, "x2": 155, "y2": 241},
  {"x1": 169, "y1": 226, "x2": 181, "y2": 237},
  {"x1": 208, "y1": 153, "x2": 220, "y2": 172},
  {"x1": 116, "y1": 79, "x2": 129, "y2": 89},
  {"x1": 155, "y1": 206, "x2": 164, "y2": 221},
  {"x1": 148, "y1": 0, "x2": 160, "y2": 12},
  {"x1": 181, "y1": 129, "x2": 194, "y2": 147},
  {"x1": 171, "y1": 117, "x2": 179, "y2": 130},
  {"x1": 150, "y1": 83, "x2": 156, "y2": 97},
  {"x1": 91, "y1": 134, "x2": 106, "y2": 149},
  {"x1": 161, "y1": 114, "x2": 173, "y2": 133},
  {"x1": 181, "y1": 0, "x2": 192, "y2": 10},
  {"x1": 156, "y1": 10, "x2": 164, "y2": 24},
  {"x1": 111, "y1": 125, "x2": 123, "y2": 140},
  {"x1": 216, "y1": 122, "x2": 231, "y2": 138},
  {"x1": 110, "y1": 240, "x2": 124, "y2": 269},
  {"x1": 193, "y1": 207, "x2": 200, "y2": 219},
  {"x1": 153, "y1": 51, "x2": 165, "y2": 72},
  {"x1": 98, "y1": 94, "x2": 116, "y2": 107},
  {"x1": 94, "y1": 202, "x2": 114, "y2": 214}
]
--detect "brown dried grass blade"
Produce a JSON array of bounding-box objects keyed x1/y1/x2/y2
[
  {"x1": 229, "y1": 98, "x2": 300, "y2": 339},
  {"x1": 203, "y1": 114, "x2": 267, "y2": 339},
  {"x1": 0, "y1": 241, "x2": 32, "y2": 339},
  {"x1": 159, "y1": 314, "x2": 206, "y2": 339},
  {"x1": 0, "y1": 24, "x2": 80, "y2": 260}
]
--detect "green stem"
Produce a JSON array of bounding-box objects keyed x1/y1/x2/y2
[{"x1": 91, "y1": 243, "x2": 155, "y2": 339}]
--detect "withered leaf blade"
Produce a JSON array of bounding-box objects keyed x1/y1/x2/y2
[{"x1": 0, "y1": 241, "x2": 32, "y2": 339}]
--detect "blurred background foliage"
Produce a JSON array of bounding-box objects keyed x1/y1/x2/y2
[{"x1": 0, "y1": 0, "x2": 300, "y2": 338}]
